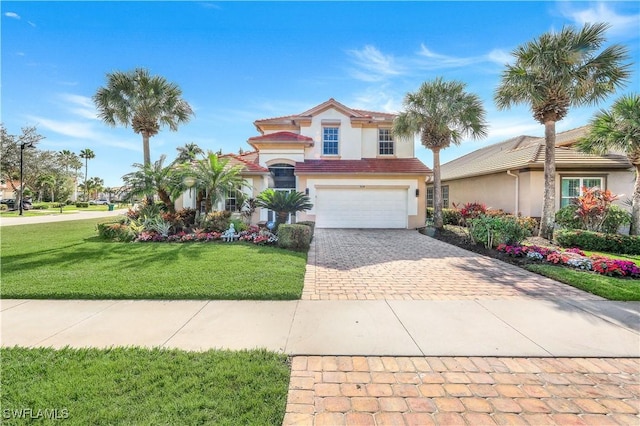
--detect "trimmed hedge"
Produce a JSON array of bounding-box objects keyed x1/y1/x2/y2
[
  {"x1": 555, "y1": 229, "x2": 640, "y2": 255},
  {"x1": 31, "y1": 203, "x2": 49, "y2": 210},
  {"x1": 296, "y1": 221, "x2": 315, "y2": 239},
  {"x1": 277, "y1": 224, "x2": 311, "y2": 250},
  {"x1": 426, "y1": 208, "x2": 462, "y2": 226},
  {"x1": 75, "y1": 202, "x2": 89, "y2": 208}
]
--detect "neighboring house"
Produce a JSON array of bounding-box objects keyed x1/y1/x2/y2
[
  {"x1": 177, "y1": 98, "x2": 432, "y2": 228},
  {"x1": 437, "y1": 126, "x2": 634, "y2": 218}
]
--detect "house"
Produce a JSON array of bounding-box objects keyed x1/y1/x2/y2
[
  {"x1": 436, "y1": 126, "x2": 634, "y2": 217},
  {"x1": 178, "y1": 98, "x2": 432, "y2": 228}
]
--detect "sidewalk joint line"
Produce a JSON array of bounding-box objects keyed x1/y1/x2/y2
[
  {"x1": 31, "y1": 299, "x2": 121, "y2": 348},
  {"x1": 0, "y1": 299, "x2": 32, "y2": 312},
  {"x1": 385, "y1": 299, "x2": 425, "y2": 356},
  {"x1": 283, "y1": 300, "x2": 300, "y2": 354},
  {"x1": 474, "y1": 299, "x2": 553, "y2": 356},
  {"x1": 161, "y1": 301, "x2": 210, "y2": 347}
]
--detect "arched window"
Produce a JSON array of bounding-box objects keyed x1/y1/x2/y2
[{"x1": 269, "y1": 163, "x2": 295, "y2": 189}]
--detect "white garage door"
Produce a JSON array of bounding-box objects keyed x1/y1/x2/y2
[{"x1": 315, "y1": 188, "x2": 408, "y2": 228}]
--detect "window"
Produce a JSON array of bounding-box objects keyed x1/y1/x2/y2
[
  {"x1": 560, "y1": 177, "x2": 603, "y2": 208},
  {"x1": 225, "y1": 190, "x2": 241, "y2": 212},
  {"x1": 322, "y1": 127, "x2": 339, "y2": 155},
  {"x1": 269, "y1": 163, "x2": 296, "y2": 189},
  {"x1": 378, "y1": 129, "x2": 394, "y2": 155},
  {"x1": 426, "y1": 185, "x2": 449, "y2": 208}
]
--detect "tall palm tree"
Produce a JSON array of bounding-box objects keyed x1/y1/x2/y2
[
  {"x1": 122, "y1": 155, "x2": 182, "y2": 213},
  {"x1": 495, "y1": 23, "x2": 630, "y2": 239},
  {"x1": 256, "y1": 189, "x2": 313, "y2": 231},
  {"x1": 393, "y1": 77, "x2": 487, "y2": 230},
  {"x1": 79, "y1": 148, "x2": 95, "y2": 200},
  {"x1": 58, "y1": 150, "x2": 76, "y2": 175},
  {"x1": 87, "y1": 177, "x2": 104, "y2": 200},
  {"x1": 193, "y1": 153, "x2": 246, "y2": 214},
  {"x1": 576, "y1": 94, "x2": 640, "y2": 235},
  {"x1": 174, "y1": 142, "x2": 204, "y2": 164},
  {"x1": 93, "y1": 68, "x2": 194, "y2": 167}
]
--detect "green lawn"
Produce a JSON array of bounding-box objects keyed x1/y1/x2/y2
[
  {"x1": 1, "y1": 218, "x2": 306, "y2": 299},
  {"x1": 583, "y1": 250, "x2": 640, "y2": 266},
  {"x1": 526, "y1": 264, "x2": 640, "y2": 301},
  {"x1": 0, "y1": 347, "x2": 289, "y2": 425},
  {"x1": 0, "y1": 204, "x2": 122, "y2": 216}
]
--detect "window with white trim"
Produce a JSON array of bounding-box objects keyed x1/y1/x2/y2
[
  {"x1": 322, "y1": 127, "x2": 339, "y2": 155},
  {"x1": 225, "y1": 189, "x2": 241, "y2": 212},
  {"x1": 560, "y1": 177, "x2": 603, "y2": 208},
  {"x1": 378, "y1": 129, "x2": 394, "y2": 155},
  {"x1": 426, "y1": 186, "x2": 449, "y2": 208}
]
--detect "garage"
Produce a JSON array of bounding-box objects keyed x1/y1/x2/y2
[{"x1": 315, "y1": 188, "x2": 408, "y2": 228}]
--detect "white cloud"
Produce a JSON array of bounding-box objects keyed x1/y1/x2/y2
[
  {"x1": 417, "y1": 44, "x2": 512, "y2": 70},
  {"x1": 4, "y1": 12, "x2": 20, "y2": 19},
  {"x1": 486, "y1": 49, "x2": 512, "y2": 66},
  {"x1": 347, "y1": 45, "x2": 404, "y2": 82},
  {"x1": 28, "y1": 21, "x2": 36, "y2": 28},
  {"x1": 59, "y1": 93, "x2": 98, "y2": 120},
  {"x1": 559, "y1": 2, "x2": 640, "y2": 38},
  {"x1": 350, "y1": 86, "x2": 402, "y2": 114},
  {"x1": 27, "y1": 115, "x2": 98, "y2": 139}
]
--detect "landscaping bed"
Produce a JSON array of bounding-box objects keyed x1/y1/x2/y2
[{"x1": 0, "y1": 347, "x2": 289, "y2": 425}]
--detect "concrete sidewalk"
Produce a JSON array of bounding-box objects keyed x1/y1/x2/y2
[
  {"x1": 0, "y1": 208, "x2": 128, "y2": 226},
  {"x1": 2, "y1": 299, "x2": 638, "y2": 357}
]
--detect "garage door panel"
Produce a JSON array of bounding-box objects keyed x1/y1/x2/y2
[{"x1": 316, "y1": 188, "x2": 407, "y2": 229}]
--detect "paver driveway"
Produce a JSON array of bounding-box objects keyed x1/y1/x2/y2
[{"x1": 302, "y1": 229, "x2": 602, "y2": 301}]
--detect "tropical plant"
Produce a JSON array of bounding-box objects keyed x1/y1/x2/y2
[
  {"x1": 495, "y1": 23, "x2": 630, "y2": 239},
  {"x1": 174, "y1": 142, "x2": 204, "y2": 164},
  {"x1": 255, "y1": 189, "x2": 313, "y2": 231},
  {"x1": 79, "y1": 148, "x2": 95, "y2": 200},
  {"x1": 393, "y1": 78, "x2": 487, "y2": 229},
  {"x1": 93, "y1": 68, "x2": 194, "y2": 167},
  {"x1": 192, "y1": 153, "x2": 246, "y2": 214},
  {"x1": 572, "y1": 186, "x2": 619, "y2": 232},
  {"x1": 122, "y1": 155, "x2": 182, "y2": 213},
  {"x1": 576, "y1": 94, "x2": 640, "y2": 234}
]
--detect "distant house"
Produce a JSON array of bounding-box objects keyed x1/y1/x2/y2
[
  {"x1": 436, "y1": 126, "x2": 634, "y2": 218},
  {"x1": 177, "y1": 98, "x2": 432, "y2": 228}
]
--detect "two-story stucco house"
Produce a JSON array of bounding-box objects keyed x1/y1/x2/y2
[{"x1": 179, "y1": 99, "x2": 432, "y2": 228}]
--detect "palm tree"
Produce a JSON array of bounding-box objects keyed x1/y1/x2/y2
[
  {"x1": 576, "y1": 94, "x2": 640, "y2": 235},
  {"x1": 79, "y1": 149, "x2": 95, "y2": 200},
  {"x1": 93, "y1": 68, "x2": 194, "y2": 167},
  {"x1": 495, "y1": 23, "x2": 630, "y2": 239},
  {"x1": 393, "y1": 77, "x2": 487, "y2": 230},
  {"x1": 193, "y1": 153, "x2": 246, "y2": 214},
  {"x1": 122, "y1": 155, "x2": 182, "y2": 213},
  {"x1": 58, "y1": 150, "x2": 76, "y2": 175},
  {"x1": 174, "y1": 142, "x2": 204, "y2": 164},
  {"x1": 255, "y1": 189, "x2": 313, "y2": 231}
]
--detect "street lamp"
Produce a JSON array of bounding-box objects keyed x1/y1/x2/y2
[
  {"x1": 183, "y1": 176, "x2": 197, "y2": 210},
  {"x1": 19, "y1": 141, "x2": 35, "y2": 216}
]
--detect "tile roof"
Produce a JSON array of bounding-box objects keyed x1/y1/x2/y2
[
  {"x1": 441, "y1": 126, "x2": 631, "y2": 180},
  {"x1": 220, "y1": 151, "x2": 269, "y2": 174},
  {"x1": 295, "y1": 158, "x2": 432, "y2": 175},
  {"x1": 248, "y1": 131, "x2": 314, "y2": 144}
]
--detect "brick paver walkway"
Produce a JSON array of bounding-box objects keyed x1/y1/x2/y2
[
  {"x1": 302, "y1": 230, "x2": 602, "y2": 301},
  {"x1": 284, "y1": 356, "x2": 640, "y2": 426}
]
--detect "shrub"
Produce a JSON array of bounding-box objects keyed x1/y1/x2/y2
[
  {"x1": 601, "y1": 205, "x2": 631, "y2": 234},
  {"x1": 200, "y1": 210, "x2": 231, "y2": 233},
  {"x1": 296, "y1": 221, "x2": 316, "y2": 238},
  {"x1": 456, "y1": 202, "x2": 487, "y2": 223},
  {"x1": 75, "y1": 202, "x2": 89, "y2": 208},
  {"x1": 555, "y1": 205, "x2": 582, "y2": 230},
  {"x1": 0, "y1": 204, "x2": 7, "y2": 211},
  {"x1": 50, "y1": 202, "x2": 65, "y2": 208},
  {"x1": 468, "y1": 215, "x2": 532, "y2": 248},
  {"x1": 572, "y1": 186, "x2": 618, "y2": 232},
  {"x1": 31, "y1": 203, "x2": 49, "y2": 210},
  {"x1": 97, "y1": 222, "x2": 135, "y2": 242},
  {"x1": 176, "y1": 208, "x2": 197, "y2": 228},
  {"x1": 277, "y1": 224, "x2": 311, "y2": 250},
  {"x1": 229, "y1": 218, "x2": 248, "y2": 233},
  {"x1": 555, "y1": 229, "x2": 640, "y2": 255}
]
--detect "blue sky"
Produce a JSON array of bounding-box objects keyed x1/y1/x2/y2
[{"x1": 2, "y1": 1, "x2": 639, "y2": 187}]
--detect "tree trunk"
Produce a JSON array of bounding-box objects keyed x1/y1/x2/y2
[
  {"x1": 432, "y1": 148, "x2": 444, "y2": 229},
  {"x1": 158, "y1": 189, "x2": 175, "y2": 214},
  {"x1": 631, "y1": 164, "x2": 640, "y2": 235},
  {"x1": 84, "y1": 159, "x2": 88, "y2": 201},
  {"x1": 539, "y1": 121, "x2": 557, "y2": 240},
  {"x1": 275, "y1": 211, "x2": 289, "y2": 232},
  {"x1": 142, "y1": 132, "x2": 153, "y2": 204}
]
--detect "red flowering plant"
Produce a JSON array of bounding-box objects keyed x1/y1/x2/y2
[
  {"x1": 572, "y1": 187, "x2": 619, "y2": 232},
  {"x1": 591, "y1": 256, "x2": 623, "y2": 276},
  {"x1": 545, "y1": 251, "x2": 567, "y2": 264}
]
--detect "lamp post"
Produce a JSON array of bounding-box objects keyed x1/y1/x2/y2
[
  {"x1": 183, "y1": 176, "x2": 197, "y2": 210},
  {"x1": 19, "y1": 141, "x2": 35, "y2": 216}
]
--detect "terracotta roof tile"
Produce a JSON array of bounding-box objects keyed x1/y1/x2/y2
[
  {"x1": 220, "y1": 152, "x2": 269, "y2": 173},
  {"x1": 295, "y1": 158, "x2": 431, "y2": 175},
  {"x1": 248, "y1": 131, "x2": 314, "y2": 143}
]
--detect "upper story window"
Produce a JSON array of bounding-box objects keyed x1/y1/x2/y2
[
  {"x1": 269, "y1": 163, "x2": 296, "y2": 189},
  {"x1": 378, "y1": 129, "x2": 394, "y2": 155},
  {"x1": 560, "y1": 177, "x2": 603, "y2": 208},
  {"x1": 322, "y1": 127, "x2": 339, "y2": 156}
]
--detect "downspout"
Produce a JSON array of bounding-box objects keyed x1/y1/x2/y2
[{"x1": 506, "y1": 170, "x2": 519, "y2": 216}]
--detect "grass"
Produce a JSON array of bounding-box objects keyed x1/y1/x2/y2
[
  {"x1": 583, "y1": 250, "x2": 640, "y2": 266},
  {"x1": 525, "y1": 264, "x2": 640, "y2": 301},
  {"x1": 0, "y1": 204, "x2": 120, "y2": 216},
  {"x1": 1, "y1": 218, "x2": 306, "y2": 300},
  {"x1": 0, "y1": 347, "x2": 290, "y2": 425}
]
